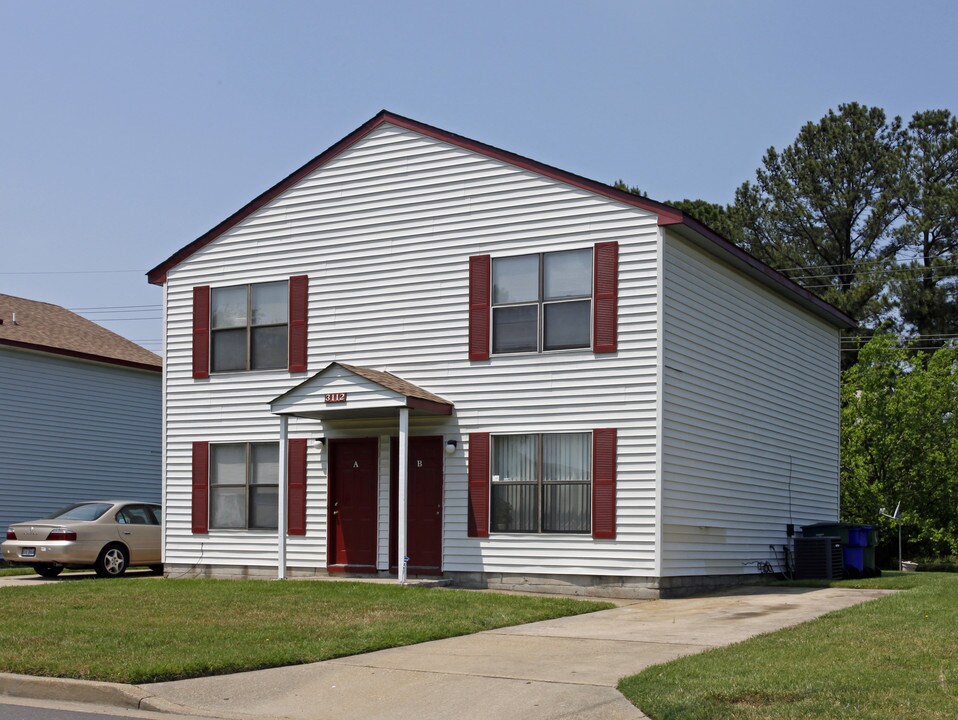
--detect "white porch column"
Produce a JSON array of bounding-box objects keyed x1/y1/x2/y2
[
  {"x1": 277, "y1": 414, "x2": 288, "y2": 580},
  {"x1": 398, "y1": 407, "x2": 409, "y2": 585}
]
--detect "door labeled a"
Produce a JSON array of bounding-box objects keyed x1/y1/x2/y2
[{"x1": 328, "y1": 437, "x2": 378, "y2": 571}]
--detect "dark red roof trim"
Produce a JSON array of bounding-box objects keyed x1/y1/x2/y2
[
  {"x1": 405, "y1": 396, "x2": 453, "y2": 415},
  {"x1": 0, "y1": 338, "x2": 162, "y2": 373},
  {"x1": 146, "y1": 110, "x2": 855, "y2": 329}
]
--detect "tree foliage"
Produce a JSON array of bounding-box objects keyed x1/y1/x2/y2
[
  {"x1": 734, "y1": 103, "x2": 908, "y2": 324},
  {"x1": 891, "y1": 110, "x2": 958, "y2": 340},
  {"x1": 841, "y1": 334, "x2": 958, "y2": 558},
  {"x1": 611, "y1": 182, "x2": 741, "y2": 243}
]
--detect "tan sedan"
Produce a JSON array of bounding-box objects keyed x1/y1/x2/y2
[{"x1": 2, "y1": 501, "x2": 162, "y2": 578}]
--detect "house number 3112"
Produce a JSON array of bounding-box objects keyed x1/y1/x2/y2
[{"x1": 324, "y1": 393, "x2": 347, "y2": 403}]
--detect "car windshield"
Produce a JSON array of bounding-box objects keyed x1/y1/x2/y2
[{"x1": 46, "y1": 503, "x2": 114, "y2": 521}]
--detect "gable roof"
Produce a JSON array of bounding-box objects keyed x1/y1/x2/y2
[
  {"x1": 270, "y1": 362, "x2": 453, "y2": 418},
  {"x1": 0, "y1": 294, "x2": 162, "y2": 372},
  {"x1": 146, "y1": 110, "x2": 856, "y2": 329}
]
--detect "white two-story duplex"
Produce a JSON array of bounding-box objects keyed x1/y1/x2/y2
[{"x1": 147, "y1": 111, "x2": 854, "y2": 598}]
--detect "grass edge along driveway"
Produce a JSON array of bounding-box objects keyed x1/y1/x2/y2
[
  {"x1": 0, "y1": 579, "x2": 613, "y2": 684},
  {"x1": 618, "y1": 572, "x2": 958, "y2": 720}
]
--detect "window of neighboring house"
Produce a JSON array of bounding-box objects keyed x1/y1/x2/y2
[
  {"x1": 492, "y1": 248, "x2": 592, "y2": 354},
  {"x1": 209, "y1": 443, "x2": 279, "y2": 529},
  {"x1": 211, "y1": 281, "x2": 288, "y2": 372},
  {"x1": 490, "y1": 432, "x2": 592, "y2": 533}
]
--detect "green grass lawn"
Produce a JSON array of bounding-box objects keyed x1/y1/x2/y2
[
  {"x1": 0, "y1": 567, "x2": 35, "y2": 576},
  {"x1": 618, "y1": 572, "x2": 958, "y2": 719},
  {"x1": 0, "y1": 579, "x2": 612, "y2": 684}
]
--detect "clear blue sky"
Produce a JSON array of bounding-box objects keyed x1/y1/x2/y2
[{"x1": 2, "y1": 1, "x2": 956, "y2": 353}]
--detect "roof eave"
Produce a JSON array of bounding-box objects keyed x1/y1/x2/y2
[
  {"x1": 663, "y1": 217, "x2": 857, "y2": 330},
  {"x1": 0, "y1": 338, "x2": 163, "y2": 372},
  {"x1": 146, "y1": 109, "x2": 685, "y2": 286}
]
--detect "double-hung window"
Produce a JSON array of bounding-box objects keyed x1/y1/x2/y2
[
  {"x1": 492, "y1": 248, "x2": 592, "y2": 354},
  {"x1": 490, "y1": 432, "x2": 592, "y2": 533},
  {"x1": 211, "y1": 281, "x2": 288, "y2": 372},
  {"x1": 209, "y1": 443, "x2": 279, "y2": 529}
]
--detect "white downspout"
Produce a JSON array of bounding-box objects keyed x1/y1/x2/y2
[
  {"x1": 398, "y1": 407, "x2": 409, "y2": 585},
  {"x1": 278, "y1": 413, "x2": 288, "y2": 580}
]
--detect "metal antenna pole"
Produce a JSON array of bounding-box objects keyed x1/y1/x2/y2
[{"x1": 898, "y1": 517, "x2": 903, "y2": 572}]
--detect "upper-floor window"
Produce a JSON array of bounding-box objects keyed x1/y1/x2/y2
[
  {"x1": 492, "y1": 248, "x2": 592, "y2": 354},
  {"x1": 211, "y1": 281, "x2": 288, "y2": 372}
]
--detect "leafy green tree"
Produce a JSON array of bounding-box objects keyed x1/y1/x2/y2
[
  {"x1": 892, "y1": 110, "x2": 958, "y2": 341},
  {"x1": 734, "y1": 103, "x2": 908, "y2": 325},
  {"x1": 612, "y1": 180, "x2": 646, "y2": 197},
  {"x1": 841, "y1": 334, "x2": 958, "y2": 559},
  {"x1": 611, "y1": 182, "x2": 741, "y2": 243},
  {"x1": 667, "y1": 198, "x2": 742, "y2": 244}
]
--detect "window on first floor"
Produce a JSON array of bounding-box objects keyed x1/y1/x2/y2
[
  {"x1": 492, "y1": 248, "x2": 593, "y2": 354},
  {"x1": 211, "y1": 281, "x2": 288, "y2": 372},
  {"x1": 209, "y1": 442, "x2": 279, "y2": 529},
  {"x1": 490, "y1": 432, "x2": 592, "y2": 533}
]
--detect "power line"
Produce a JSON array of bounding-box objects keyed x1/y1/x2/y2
[
  {"x1": 70, "y1": 304, "x2": 160, "y2": 311},
  {"x1": 785, "y1": 266, "x2": 958, "y2": 283},
  {"x1": 0, "y1": 269, "x2": 144, "y2": 275},
  {"x1": 773, "y1": 255, "x2": 955, "y2": 273},
  {"x1": 81, "y1": 316, "x2": 162, "y2": 322}
]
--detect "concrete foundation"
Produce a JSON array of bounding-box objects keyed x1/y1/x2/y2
[
  {"x1": 445, "y1": 571, "x2": 766, "y2": 599},
  {"x1": 165, "y1": 564, "x2": 765, "y2": 598}
]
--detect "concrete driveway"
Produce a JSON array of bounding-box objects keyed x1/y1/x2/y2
[
  {"x1": 134, "y1": 585, "x2": 890, "y2": 720},
  {"x1": 0, "y1": 570, "x2": 158, "y2": 587}
]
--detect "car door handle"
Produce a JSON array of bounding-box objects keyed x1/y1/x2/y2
[{"x1": 121, "y1": 531, "x2": 132, "y2": 535}]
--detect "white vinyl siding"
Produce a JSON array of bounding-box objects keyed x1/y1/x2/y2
[
  {"x1": 660, "y1": 232, "x2": 841, "y2": 576},
  {"x1": 0, "y1": 347, "x2": 160, "y2": 531},
  {"x1": 162, "y1": 123, "x2": 660, "y2": 575}
]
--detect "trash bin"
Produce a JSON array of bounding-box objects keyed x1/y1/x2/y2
[
  {"x1": 803, "y1": 522, "x2": 880, "y2": 578},
  {"x1": 802, "y1": 522, "x2": 853, "y2": 545},
  {"x1": 847, "y1": 526, "x2": 869, "y2": 547}
]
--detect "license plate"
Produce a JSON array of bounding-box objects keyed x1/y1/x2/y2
[{"x1": 21, "y1": 548, "x2": 35, "y2": 558}]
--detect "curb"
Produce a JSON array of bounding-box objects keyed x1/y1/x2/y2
[
  {"x1": 0, "y1": 673, "x2": 151, "y2": 709},
  {"x1": 0, "y1": 672, "x2": 263, "y2": 719}
]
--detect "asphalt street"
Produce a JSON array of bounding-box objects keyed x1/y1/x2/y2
[{"x1": 0, "y1": 701, "x2": 204, "y2": 720}]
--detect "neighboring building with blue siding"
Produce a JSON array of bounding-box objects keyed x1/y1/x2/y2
[{"x1": 0, "y1": 294, "x2": 161, "y2": 532}]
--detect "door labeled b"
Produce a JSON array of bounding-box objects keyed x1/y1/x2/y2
[{"x1": 390, "y1": 436, "x2": 443, "y2": 575}]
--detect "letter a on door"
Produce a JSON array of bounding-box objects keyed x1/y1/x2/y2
[{"x1": 353, "y1": 461, "x2": 359, "y2": 468}]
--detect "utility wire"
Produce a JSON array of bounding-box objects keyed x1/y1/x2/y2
[{"x1": 0, "y1": 269, "x2": 144, "y2": 275}]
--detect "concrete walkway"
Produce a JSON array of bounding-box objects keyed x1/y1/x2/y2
[{"x1": 126, "y1": 585, "x2": 889, "y2": 720}]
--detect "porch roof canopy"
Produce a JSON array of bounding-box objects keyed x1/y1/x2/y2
[{"x1": 269, "y1": 362, "x2": 453, "y2": 419}]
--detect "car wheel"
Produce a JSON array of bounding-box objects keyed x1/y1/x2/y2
[
  {"x1": 148, "y1": 564, "x2": 164, "y2": 575},
  {"x1": 95, "y1": 545, "x2": 128, "y2": 578},
  {"x1": 32, "y1": 565, "x2": 63, "y2": 578}
]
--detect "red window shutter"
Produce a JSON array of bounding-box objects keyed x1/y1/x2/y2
[
  {"x1": 593, "y1": 242, "x2": 619, "y2": 353},
  {"x1": 288, "y1": 275, "x2": 309, "y2": 373},
  {"x1": 592, "y1": 428, "x2": 617, "y2": 539},
  {"x1": 287, "y1": 438, "x2": 308, "y2": 535},
  {"x1": 192, "y1": 286, "x2": 211, "y2": 379},
  {"x1": 192, "y1": 441, "x2": 210, "y2": 534},
  {"x1": 468, "y1": 255, "x2": 491, "y2": 360},
  {"x1": 467, "y1": 432, "x2": 490, "y2": 537}
]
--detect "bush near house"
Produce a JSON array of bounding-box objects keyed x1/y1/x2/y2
[{"x1": 840, "y1": 335, "x2": 958, "y2": 561}]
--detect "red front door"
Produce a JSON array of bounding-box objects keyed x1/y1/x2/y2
[
  {"x1": 328, "y1": 437, "x2": 378, "y2": 571},
  {"x1": 390, "y1": 436, "x2": 444, "y2": 575}
]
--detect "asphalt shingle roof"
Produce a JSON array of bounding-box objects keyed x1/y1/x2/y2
[
  {"x1": 0, "y1": 293, "x2": 161, "y2": 371},
  {"x1": 336, "y1": 363, "x2": 452, "y2": 406}
]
